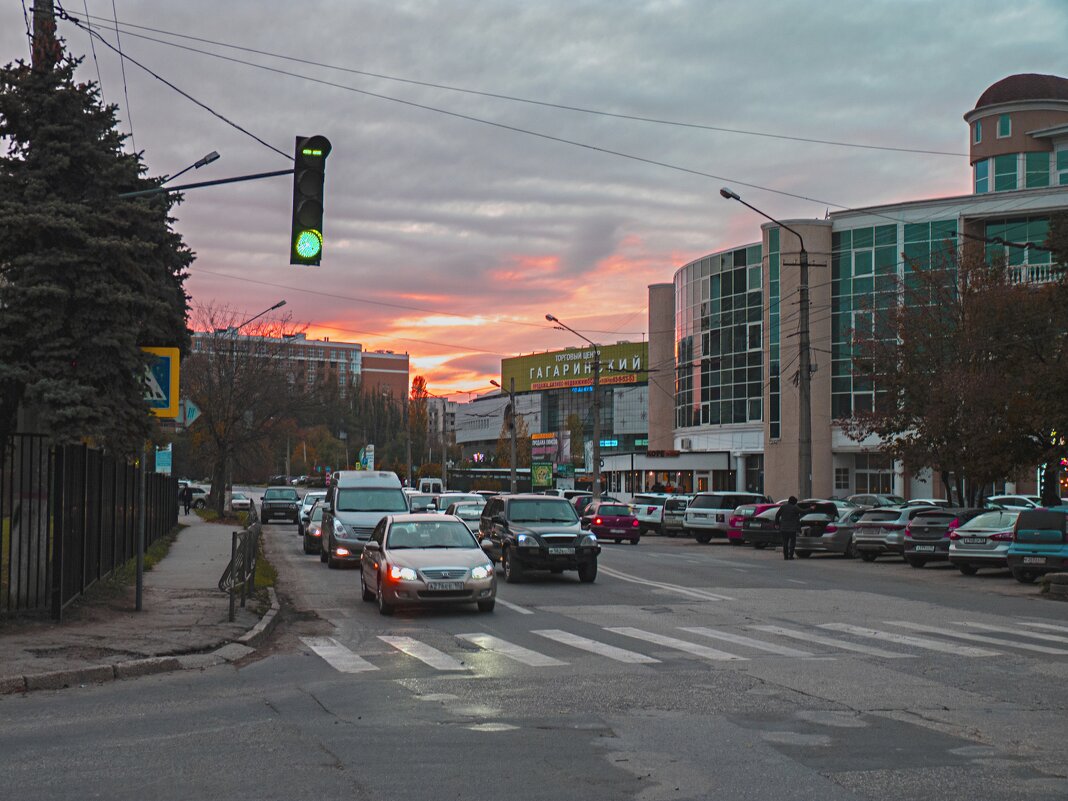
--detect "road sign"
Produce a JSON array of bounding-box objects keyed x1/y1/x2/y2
[
  {"x1": 155, "y1": 444, "x2": 173, "y2": 475},
  {"x1": 142, "y1": 347, "x2": 180, "y2": 418},
  {"x1": 531, "y1": 462, "x2": 554, "y2": 489},
  {"x1": 179, "y1": 399, "x2": 202, "y2": 427}
]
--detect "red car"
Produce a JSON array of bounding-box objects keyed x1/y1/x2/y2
[
  {"x1": 728, "y1": 502, "x2": 781, "y2": 545},
  {"x1": 581, "y1": 501, "x2": 641, "y2": 544}
]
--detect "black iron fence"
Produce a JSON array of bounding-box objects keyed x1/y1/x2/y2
[
  {"x1": 1, "y1": 434, "x2": 178, "y2": 619},
  {"x1": 218, "y1": 503, "x2": 261, "y2": 622}
]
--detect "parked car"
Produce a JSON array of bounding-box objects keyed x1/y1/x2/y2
[
  {"x1": 186, "y1": 486, "x2": 208, "y2": 509},
  {"x1": 846, "y1": 493, "x2": 906, "y2": 508},
  {"x1": 902, "y1": 507, "x2": 986, "y2": 568},
  {"x1": 902, "y1": 498, "x2": 952, "y2": 508},
  {"x1": 986, "y1": 494, "x2": 1043, "y2": 510},
  {"x1": 229, "y1": 492, "x2": 252, "y2": 513},
  {"x1": 729, "y1": 502, "x2": 780, "y2": 545},
  {"x1": 474, "y1": 490, "x2": 500, "y2": 500},
  {"x1": 572, "y1": 494, "x2": 622, "y2": 517},
  {"x1": 445, "y1": 501, "x2": 485, "y2": 534},
  {"x1": 407, "y1": 492, "x2": 439, "y2": 513},
  {"x1": 661, "y1": 496, "x2": 692, "y2": 537},
  {"x1": 948, "y1": 509, "x2": 1021, "y2": 575},
  {"x1": 260, "y1": 486, "x2": 300, "y2": 524},
  {"x1": 479, "y1": 494, "x2": 600, "y2": 583},
  {"x1": 743, "y1": 500, "x2": 838, "y2": 551},
  {"x1": 1006, "y1": 507, "x2": 1068, "y2": 583},
  {"x1": 435, "y1": 492, "x2": 485, "y2": 512},
  {"x1": 632, "y1": 493, "x2": 671, "y2": 535},
  {"x1": 360, "y1": 514, "x2": 497, "y2": 615},
  {"x1": 684, "y1": 492, "x2": 771, "y2": 543},
  {"x1": 321, "y1": 471, "x2": 409, "y2": 568},
  {"x1": 581, "y1": 501, "x2": 641, "y2": 544},
  {"x1": 302, "y1": 502, "x2": 326, "y2": 554},
  {"x1": 852, "y1": 506, "x2": 934, "y2": 561},
  {"x1": 298, "y1": 490, "x2": 327, "y2": 536},
  {"x1": 796, "y1": 504, "x2": 868, "y2": 558}
]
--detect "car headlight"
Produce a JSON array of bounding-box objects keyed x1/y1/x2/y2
[
  {"x1": 389, "y1": 565, "x2": 418, "y2": 581},
  {"x1": 517, "y1": 533, "x2": 540, "y2": 547},
  {"x1": 581, "y1": 534, "x2": 598, "y2": 546},
  {"x1": 470, "y1": 564, "x2": 493, "y2": 580}
]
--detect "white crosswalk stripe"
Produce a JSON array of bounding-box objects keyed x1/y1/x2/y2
[
  {"x1": 820, "y1": 623, "x2": 1000, "y2": 657},
  {"x1": 300, "y1": 636, "x2": 379, "y2": 673},
  {"x1": 597, "y1": 565, "x2": 734, "y2": 601},
  {"x1": 605, "y1": 627, "x2": 747, "y2": 661},
  {"x1": 494, "y1": 598, "x2": 534, "y2": 615},
  {"x1": 885, "y1": 622, "x2": 1068, "y2": 656},
  {"x1": 1019, "y1": 621, "x2": 1068, "y2": 634},
  {"x1": 679, "y1": 627, "x2": 818, "y2": 657},
  {"x1": 957, "y1": 621, "x2": 1068, "y2": 645},
  {"x1": 748, "y1": 625, "x2": 913, "y2": 658},
  {"x1": 532, "y1": 629, "x2": 660, "y2": 664},
  {"x1": 456, "y1": 633, "x2": 568, "y2": 667},
  {"x1": 378, "y1": 636, "x2": 469, "y2": 671}
]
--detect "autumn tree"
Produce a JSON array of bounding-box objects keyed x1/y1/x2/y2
[
  {"x1": 408, "y1": 376, "x2": 430, "y2": 467},
  {"x1": 496, "y1": 407, "x2": 531, "y2": 468}
]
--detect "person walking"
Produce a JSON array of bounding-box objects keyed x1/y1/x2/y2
[
  {"x1": 180, "y1": 485, "x2": 192, "y2": 515},
  {"x1": 775, "y1": 496, "x2": 802, "y2": 560}
]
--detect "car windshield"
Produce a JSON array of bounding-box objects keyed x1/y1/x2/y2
[
  {"x1": 860, "y1": 510, "x2": 903, "y2": 522},
  {"x1": 509, "y1": 499, "x2": 579, "y2": 523},
  {"x1": 302, "y1": 493, "x2": 325, "y2": 507},
  {"x1": 454, "y1": 507, "x2": 482, "y2": 520},
  {"x1": 386, "y1": 520, "x2": 478, "y2": 549},
  {"x1": 408, "y1": 493, "x2": 436, "y2": 509},
  {"x1": 440, "y1": 494, "x2": 483, "y2": 506},
  {"x1": 634, "y1": 496, "x2": 666, "y2": 507},
  {"x1": 596, "y1": 505, "x2": 630, "y2": 516},
  {"x1": 880, "y1": 495, "x2": 906, "y2": 505},
  {"x1": 264, "y1": 489, "x2": 298, "y2": 500},
  {"x1": 958, "y1": 510, "x2": 1019, "y2": 530},
  {"x1": 232, "y1": 493, "x2": 247, "y2": 500},
  {"x1": 310, "y1": 506, "x2": 324, "y2": 522},
  {"x1": 688, "y1": 495, "x2": 728, "y2": 510},
  {"x1": 335, "y1": 488, "x2": 409, "y2": 513}
]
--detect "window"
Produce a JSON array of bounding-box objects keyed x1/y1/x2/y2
[
  {"x1": 974, "y1": 159, "x2": 989, "y2": 194},
  {"x1": 973, "y1": 120, "x2": 982, "y2": 144},
  {"x1": 1057, "y1": 150, "x2": 1068, "y2": 186},
  {"x1": 993, "y1": 153, "x2": 1018, "y2": 191},
  {"x1": 853, "y1": 250, "x2": 873, "y2": 276},
  {"x1": 997, "y1": 114, "x2": 1011, "y2": 138},
  {"x1": 747, "y1": 322, "x2": 762, "y2": 351},
  {"x1": 834, "y1": 467, "x2": 850, "y2": 491},
  {"x1": 1025, "y1": 152, "x2": 1050, "y2": 188}
]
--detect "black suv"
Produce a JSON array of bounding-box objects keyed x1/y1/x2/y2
[
  {"x1": 479, "y1": 494, "x2": 600, "y2": 583},
  {"x1": 261, "y1": 486, "x2": 300, "y2": 524}
]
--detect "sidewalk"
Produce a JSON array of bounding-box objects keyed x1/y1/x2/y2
[{"x1": 0, "y1": 512, "x2": 279, "y2": 695}]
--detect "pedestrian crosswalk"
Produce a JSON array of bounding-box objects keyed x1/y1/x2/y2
[{"x1": 300, "y1": 617, "x2": 1068, "y2": 677}]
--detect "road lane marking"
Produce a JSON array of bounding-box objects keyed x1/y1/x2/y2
[
  {"x1": 494, "y1": 598, "x2": 534, "y2": 615},
  {"x1": 749, "y1": 626, "x2": 913, "y2": 658},
  {"x1": 820, "y1": 623, "x2": 1000, "y2": 657},
  {"x1": 605, "y1": 627, "x2": 746, "y2": 661},
  {"x1": 300, "y1": 636, "x2": 378, "y2": 673},
  {"x1": 679, "y1": 627, "x2": 817, "y2": 657},
  {"x1": 455, "y1": 633, "x2": 567, "y2": 667},
  {"x1": 957, "y1": 622, "x2": 1068, "y2": 645},
  {"x1": 377, "y1": 636, "x2": 469, "y2": 671},
  {"x1": 532, "y1": 629, "x2": 660, "y2": 664},
  {"x1": 786, "y1": 579, "x2": 808, "y2": 585},
  {"x1": 597, "y1": 565, "x2": 734, "y2": 601},
  {"x1": 1019, "y1": 621, "x2": 1068, "y2": 634},
  {"x1": 885, "y1": 622, "x2": 1068, "y2": 656}
]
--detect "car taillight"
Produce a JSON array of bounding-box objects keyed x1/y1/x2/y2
[
  {"x1": 990, "y1": 531, "x2": 1014, "y2": 542},
  {"x1": 825, "y1": 524, "x2": 838, "y2": 533},
  {"x1": 729, "y1": 516, "x2": 743, "y2": 527},
  {"x1": 647, "y1": 506, "x2": 656, "y2": 514},
  {"x1": 949, "y1": 531, "x2": 962, "y2": 540},
  {"x1": 632, "y1": 518, "x2": 640, "y2": 527},
  {"x1": 904, "y1": 523, "x2": 913, "y2": 538},
  {"x1": 594, "y1": 517, "x2": 602, "y2": 526}
]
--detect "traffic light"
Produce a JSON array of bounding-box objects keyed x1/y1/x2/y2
[{"x1": 290, "y1": 135, "x2": 332, "y2": 265}]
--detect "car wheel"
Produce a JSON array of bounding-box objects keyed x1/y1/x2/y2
[
  {"x1": 260, "y1": 515, "x2": 268, "y2": 525},
  {"x1": 629, "y1": 538, "x2": 639, "y2": 545},
  {"x1": 906, "y1": 557, "x2": 927, "y2": 568},
  {"x1": 666, "y1": 529, "x2": 677, "y2": 538},
  {"x1": 320, "y1": 546, "x2": 329, "y2": 563},
  {"x1": 843, "y1": 541, "x2": 856, "y2": 559},
  {"x1": 549, "y1": 567, "x2": 563, "y2": 574},
  {"x1": 859, "y1": 551, "x2": 878, "y2": 562},
  {"x1": 729, "y1": 538, "x2": 744, "y2": 546},
  {"x1": 327, "y1": 554, "x2": 339, "y2": 569},
  {"x1": 695, "y1": 532, "x2": 712, "y2": 544},
  {"x1": 194, "y1": 499, "x2": 206, "y2": 509},
  {"x1": 796, "y1": 550, "x2": 812, "y2": 559},
  {"x1": 1011, "y1": 568, "x2": 1037, "y2": 584},
  {"x1": 614, "y1": 538, "x2": 622, "y2": 544},
  {"x1": 577, "y1": 561, "x2": 597, "y2": 583},
  {"x1": 957, "y1": 564, "x2": 978, "y2": 576},
  {"x1": 477, "y1": 598, "x2": 495, "y2": 613},
  {"x1": 753, "y1": 543, "x2": 767, "y2": 550},
  {"x1": 503, "y1": 549, "x2": 524, "y2": 584},
  {"x1": 302, "y1": 540, "x2": 312, "y2": 555},
  {"x1": 361, "y1": 572, "x2": 375, "y2": 601},
  {"x1": 377, "y1": 581, "x2": 395, "y2": 616}
]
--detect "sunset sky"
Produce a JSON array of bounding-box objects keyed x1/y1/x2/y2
[{"x1": 6, "y1": 1, "x2": 1064, "y2": 398}]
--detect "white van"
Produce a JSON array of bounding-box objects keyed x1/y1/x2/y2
[
  {"x1": 418, "y1": 477, "x2": 443, "y2": 494},
  {"x1": 320, "y1": 471, "x2": 410, "y2": 567}
]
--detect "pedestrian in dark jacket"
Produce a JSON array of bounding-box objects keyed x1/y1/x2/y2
[
  {"x1": 775, "y1": 496, "x2": 802, "y2": 560},
  {"x1": 180, "y1": 486, "x2": 192, "y2": 515}
]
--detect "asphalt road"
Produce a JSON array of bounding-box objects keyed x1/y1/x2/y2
[{"x1": 2, "y1": 507, "x2": 1066, "y2": 801}]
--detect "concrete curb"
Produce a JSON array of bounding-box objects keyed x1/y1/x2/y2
[{"x1": 0, "y1": 587, "x2": 282, "y2": 696}]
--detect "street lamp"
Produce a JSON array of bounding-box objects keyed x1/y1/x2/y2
[
  {"x1": 162, "y1": 150, "x2": 220, "y2": 185},
  {"x1": 720, "y1": 186, "x2": 812, "y2": 498},
  {"x1": 490, "y1": 379, "x2": 518, "y2": 493},
  {"x1": 236, "y1": 299, "x2": 286, "y2": 331},
  {"x1": 546, "y1": 314, "x2": 602, "y2": 501}
]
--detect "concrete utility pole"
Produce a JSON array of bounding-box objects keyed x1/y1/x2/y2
[
  {"x1": 32, "y1": 0, "x2": 62, "y2": 71},
  {"x1": 546, "y1": 315, "x2": 602, "y2": 501}
]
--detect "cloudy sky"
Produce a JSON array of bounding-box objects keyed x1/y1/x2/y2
[{"x1": 6, "y1": 1, "x2": 1066, "y2": 396}]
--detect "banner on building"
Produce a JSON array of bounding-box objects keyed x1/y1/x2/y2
[
  {"x1": 501, "y1": 341, "x2": 648, "y2": 394},
  {"x1": 531, "y1": 461, "x2": 554, "y2": 490}
]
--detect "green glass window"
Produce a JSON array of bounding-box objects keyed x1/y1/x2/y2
[
  {"x1": 993, "y1": 154, "x2": 1017, "y2": 192},
  {"x1": 852, "y1": 228, "x2": 874, "y2": 250},
  {"x1": 1026, "y1": 152, "x2": 1050, "y2": 188},
  {"x1": 874, "y1": 225, "x2": 896, "y2": 247},
  {"x1": 853, "y1": 250, "x2": 873, "y2": 276},
  {"x1": 973, "y1": 120, "x2": 982, "y2": 144},
  {"x1": 1057, "y1": 150, "x2": 1068, "y2": 185},
  {"x1": 974, "y1": 159, "x2": 989, "y2": 193},
  {"x1": 997, "y1": 114, "x2": 1011, "y2": 138}
]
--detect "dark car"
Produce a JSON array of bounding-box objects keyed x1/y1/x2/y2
[
  {"x1": 796, "y1": 505, "x2": 868, "y2": 558},
  {"x1": 479, "y1": 494, "x2": 600, "y2": 583},
  {"x1": 743, "y1": 500, "x2": 837, "y2": 550},
  {"x1": 582, "y1": 501, "x2": 641, "y2": 544},
  {"x1": 302, "y1": 502, "x2": 326, "y2": 554},
  {"x1": 260, "y1": 486, "x2": 300, "y2": 524},
  {"x1": 572, "y1": 494, "x2": 622, "y2": 517},
  {"x1": 852, "y1": 506, "x2": 935, "y2": 561},
  {"x1": 902, "y1": 507, "x2": 986, "y2": 568}
]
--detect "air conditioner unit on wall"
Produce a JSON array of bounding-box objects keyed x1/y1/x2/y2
[{"x1": 680, "y1": 438, "x2": 692, "y2": 450}]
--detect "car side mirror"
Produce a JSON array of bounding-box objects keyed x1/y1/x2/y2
[
  {"x1": 480, "y1": 540, "x2": 494, "y2": 554},
  {"x1": 363, "y1": 541, "x2": 380, "y2": 552},
  {"x1": 493, "y1": 514, "x2": 506, "y2": 526}
]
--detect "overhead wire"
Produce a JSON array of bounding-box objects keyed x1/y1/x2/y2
[
  {"x1": 82, "y1": 0, "x2": 104, "y2": 100},
  {"x1": 109, "y1": 0, "x2": 134, "y2": 152}
]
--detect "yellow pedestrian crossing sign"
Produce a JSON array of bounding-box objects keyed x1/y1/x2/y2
[{"x1": 142, "y1": 347, "x2": 180, "y2": 418}]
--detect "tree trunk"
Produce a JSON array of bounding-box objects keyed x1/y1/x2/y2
[{"x1": 1040, "y1": 461, "x2": 1062, "y2": 506}]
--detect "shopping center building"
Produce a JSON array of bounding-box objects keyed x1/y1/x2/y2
[{"x1": 650, "y1": 73, "x2": 1068, "y2": 500}]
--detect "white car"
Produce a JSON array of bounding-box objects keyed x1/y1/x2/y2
[
  {"x1": 632, "y1": 493, "x2": 672, "y2": 535},
  {"x1": 298, "y1": 490, "x2": 327, "y2": 536},
  {"x1": 229, "y1": 492, "x2": 252, "y2": 512},
  {"x1": 986, "y1": 494, "x2": 1042, "y2": 510}
]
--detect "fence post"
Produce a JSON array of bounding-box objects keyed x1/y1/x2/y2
[{"x1": 229, "y1": 530, "x2": 238, "y2": 623}]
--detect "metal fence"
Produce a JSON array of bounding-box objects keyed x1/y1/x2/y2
[
  {"x1": 218, "y1": 504, "x2": 261, "y2": 622},
  {"x1": 1, "y1": 434, "x2": 178, "y2": 619}
]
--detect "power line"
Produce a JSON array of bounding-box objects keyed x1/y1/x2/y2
[
  {"x1": 109, "y1": 0, "x2": 134, "y2": 152},
  {"x1": 82, "y1": 0, "x2": 104, "y2": 101},
  {"x1": 65, "y1": 10, "x2": 967, "y2": 159}
]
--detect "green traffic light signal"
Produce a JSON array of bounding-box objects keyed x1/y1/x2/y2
[{"x1": 290, "y1": 135, "x2": 331, "y2": 265}]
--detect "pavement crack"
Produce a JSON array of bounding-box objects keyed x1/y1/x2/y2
[{"x1": 301, "y1": 687, "x2": 358, "y2": 724}]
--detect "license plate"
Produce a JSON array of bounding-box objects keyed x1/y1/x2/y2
[
  {"x1": 611, "y1": 528, "x2": 626, "y2": 534},
  {"x1": 427, "y1": 581, "x2": 464, "y2": 591},
  {"x1": 913, "y1": 545, "x2": 936, "y2": 552},
  {"x1": 1022, "y1": 556, "x2": 1047, "y2": 564},
  {"x1": 962, "y1": 538, "x2": 985, "y2": 545},
  {"x1": 548, "y1": 547, "x2": 575, "y2": 555}
]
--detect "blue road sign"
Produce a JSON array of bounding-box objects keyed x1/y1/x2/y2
[{"x1": 142, "y1": 347, "x2": 180, "y2": 418}]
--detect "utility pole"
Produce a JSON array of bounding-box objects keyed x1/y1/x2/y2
[
  {"x1": 509, "y1": 378, "x2": 518, "y2": 494},
  {"x1": 405, "y1": 398, "x2": 413, "y2": 488},
  {"x1": 591, "y1": 350, "x2": 602, "y2": 501},
  {"x1": 32, "y1": 0, "x2": 61, "y2": 71}
]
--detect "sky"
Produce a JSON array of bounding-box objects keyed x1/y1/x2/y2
[{"x1": 5, "y1": 0, "x2": 1067, "y2": 397}]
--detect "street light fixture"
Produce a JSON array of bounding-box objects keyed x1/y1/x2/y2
[
  {"x1": 162, "y1": 150, "x2": 220, "y2": 185},
  {"x1": 720, "y1": 186, "x2": 812, "y2": 498},
  {"x1": 545, "y1": 314, "x2": 602, "y2": 501},
  {"x1": 490, "y1": 378, "x2": 518, "y2": 493},
  {"x1": 236, "y1": 300, "x2": 286, "y2": 332}
]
